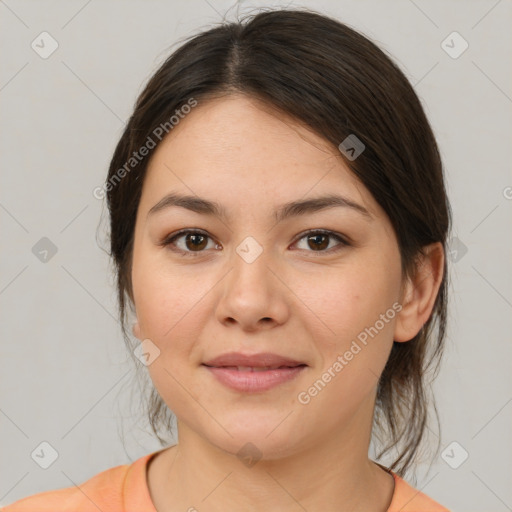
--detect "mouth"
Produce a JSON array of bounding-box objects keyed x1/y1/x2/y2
[
  {"x1": 201, "y1": 352, "x2": 308, "y2": 392},
  {"x1": 203, "y1": 365, "x2": 306, "y2": 372},
  {"x1": 202, "y1": 351, "x2": 306, "y2": 368}
]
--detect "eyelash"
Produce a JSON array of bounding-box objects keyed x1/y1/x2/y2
[{"x1": 159, "y1": 229, "x2": 350, "y2": 258}]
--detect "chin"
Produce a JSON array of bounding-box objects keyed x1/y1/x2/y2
[{"x1": 202, "y1": 419, "x2": 302, "y2": 462}]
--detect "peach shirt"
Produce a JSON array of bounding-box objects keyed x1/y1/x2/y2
[{"x1": 2, "y1": 449, "x2": 450, "y2": 511}]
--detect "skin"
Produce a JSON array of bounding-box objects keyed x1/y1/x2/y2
[{"x1": 130, "y1": 94, "x2": 445, "y2": 512}]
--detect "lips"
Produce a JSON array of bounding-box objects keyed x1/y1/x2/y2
[
  {"x1": 202, "y1": 351, "x2": 306, "y2": 369},
  {"x1": 202, "y1": 352, "x2": 307, "y2": 392},
  {"x1": 219, "y1": 366, "x2": 296, "y2": 372}
]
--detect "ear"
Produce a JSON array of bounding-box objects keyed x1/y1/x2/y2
[
  {"x1": 394, "y1": 242, "x2": 445, "y2": 343},
  {"x1": 132, "y1": 320, "x2": 142, "y2": 340}
]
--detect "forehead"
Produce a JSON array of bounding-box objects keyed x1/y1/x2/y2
[{"x1": 139, "y1": 94, "x2": 378, "y2": 219}]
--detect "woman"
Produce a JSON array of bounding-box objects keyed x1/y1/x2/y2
[{"x1": 4, "y1": 7, "x2": 452, "y2": 512}]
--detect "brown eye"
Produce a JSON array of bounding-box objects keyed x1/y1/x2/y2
[
  {"x1": 184, "y1": 233, "x2": 208, "y2": 251},
  {"x1": 307, "y1": 233, "x2": 329, "y2": 251},
  {"x1": 294, "y1": 230, "x2": 349, "y2": 254},
  {"x1": 161, "y1": 229, "x2": 218, "y2": 256},
  {"x1": 161, "y1": 228, "x2": 349, "y2": 258}
]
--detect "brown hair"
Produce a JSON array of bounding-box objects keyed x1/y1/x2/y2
[{"x1": 105, "y1": 7, "x2": 452, "y2": 478}]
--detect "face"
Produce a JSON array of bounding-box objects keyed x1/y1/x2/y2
[{"x1": 130, "y1": 94, "x2": 406, "y2": 459}]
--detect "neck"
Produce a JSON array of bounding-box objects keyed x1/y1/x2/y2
[{"x1": 149, "y1": 392, "x2": 395, "y2": 512}]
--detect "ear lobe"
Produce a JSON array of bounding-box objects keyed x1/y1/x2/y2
[
  {"x1": 132, "y1": 321, "x2": 141, "y2": 340},
  {"x1": 393, "y1": 242, "x2": 445, "y2": 343}
]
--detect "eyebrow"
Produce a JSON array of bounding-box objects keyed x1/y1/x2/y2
[{"x1": 147, "y1": 192, "x2": 373, "y2": 222}]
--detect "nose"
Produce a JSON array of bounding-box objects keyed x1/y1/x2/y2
[{"x1": 214, "y1": 245, "x2": 290, "y2": 332}]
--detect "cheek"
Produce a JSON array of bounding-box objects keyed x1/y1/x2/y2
[
  {"x1": 132, "y1": 245, "x2": 207, "y2": 340},
  {"x1": 132, "y1": 260, "x2": 219, "y2": 400},
  {"x1": 133, "y1": 268, "x2": 211, "y2": 412},
  {"x1": 135, "y1": 281, "x2": 208, "y2": 362},
  {"x1": 300, "y1": 258, "x2": 399, "y2": 338},
  {"x1": 302, "y1": 258, "x2": 399, "y2": 387}
]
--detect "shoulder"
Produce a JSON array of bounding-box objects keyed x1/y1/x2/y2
[
  {"x1": 1, "y1": 452, "x2": 155, "y2": 512},
  {"x1": 387, "y1": 471, "x2": 451, "y2": 512}
]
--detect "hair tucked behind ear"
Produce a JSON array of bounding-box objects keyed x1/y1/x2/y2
[{"x1": 105, "y1": 7, "x2": 452, "y2": 480}]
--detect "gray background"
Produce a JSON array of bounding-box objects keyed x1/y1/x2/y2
[{"x1": 1, "y1": 0, "x2": 511, "y2": 510}]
